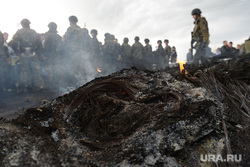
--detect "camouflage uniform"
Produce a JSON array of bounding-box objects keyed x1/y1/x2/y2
[
  {"x1": 64, "y1": 24, "x2": 83, "y2": 53},
  {"x1": 164, "y1": 45, "x2": 171, "y2": 66},
  {"x1": 121, "y1": 42, "x2": 132, "y2": 68},
  {"x1": 81, "y1": 28, "x2": 91, "y2": 53},
  {"x1": 154, "y1": 43, "x2": 165, "y2": 69},
  {"x1": 192, "y1": 16, "x2": 209, "y2": 65},
  {"x1": 44, "y1": 29, "x2": 63, "y2": 89},
  {"x1": 131, "y1": 41, "x2": 144, "y2": 60},
  {"x1": 240, "y1": 38, "x2": 250, "y2": 55},
  {"x1": 63, "y1": 24, "x2": 83, "y2": 86},
  {"x1": 12, "y1": 27, "x2": 43, "y2": 90},
  {"x1": 131, "y1": 41, "x2": 144, "y2": 68},
  {"x1": 103, "y1": 38, "x2": 116, "y2": 60},
  {"x1": 89, "y1": 36, "x2": 100, "y2": 60}
]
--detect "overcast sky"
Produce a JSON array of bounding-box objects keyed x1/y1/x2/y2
[{"x1": 1, "y1": 0, "x2": 249, "y2": 60}]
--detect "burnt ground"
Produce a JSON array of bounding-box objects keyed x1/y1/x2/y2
[
  {"x1": 0, "y1": 55, "x2": 249, "y2": 166},
  {"x1": 0, "y1": 90, "x2": 60, "y2": 119}
]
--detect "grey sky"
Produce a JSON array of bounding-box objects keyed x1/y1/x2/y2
[{"x1": 1, "y1": 0, "x2": 250, "y2": 60}]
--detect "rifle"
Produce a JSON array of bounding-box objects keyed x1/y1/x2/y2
[{"x1": 191, "y1": 32, "x2": 194, "y2": 60}]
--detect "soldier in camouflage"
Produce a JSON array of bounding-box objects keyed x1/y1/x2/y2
[
  {"x1": 121, "y1": 37, "x2": 132, "y2": 68},
  {"x1": 43, "y1": 22, "x2": 63, "y2": 90},
  {"x1": 63, "y1": 16, "x2": 84, "y2": 86},
  {"x1": 144, "y1": 38, "x2": 153, "y2": 69},
  {"x1": 131, "y1": 36, "x2": 144, "y2": 68},
  {"x1": 191, "y1": 8, "x2": 209, "y2": 66},
  {"x1": 164, "y1": 39, "x2": 171, "y2": 66},
  {"x1": 11, "y1": 19, "x2": 43, "y2": 91}
]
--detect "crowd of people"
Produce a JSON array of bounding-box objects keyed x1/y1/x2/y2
[
  {"x1": 186, "y1": 40, "x2": 250, "y2": 63},
  {"x1": 0, "y1": 16, "x2": 179, "y2": 93}
]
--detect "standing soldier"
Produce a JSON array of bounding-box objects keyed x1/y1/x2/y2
[
  {"x1": 164, "y1": 39, "x2": 171, "y2": 67},
  {"x1": 144, "y1": 38, "x2": 153, "y2": 69},
  {"x1": 81, "y1": 28, "x2": 91, "y2": 53},
  {"x1": 121, "y1": 37, "x2": 132, "y2": 68},
  {"x1": 131, "y1": 36, "x2": 144, "y2": 68},
  {"x1": 43, "y1": 22, "x2": 63, "y2": 90},
  {"x1": 90, "y1": 29, "x2": 101, "y2": 64},
  {"x1": 11, "y1": 19, "x2": 43, "y2": 91},
  {"x1": 63, "y1": 16, "x2": 83, "y2": 86},
  {"x1": 154, "y1": 40, "x2": 165, "y2": 69},
  {"x1": 191, "y1": 8, "x2": 209, "y2": 66}
]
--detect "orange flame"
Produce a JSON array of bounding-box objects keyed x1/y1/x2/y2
[
  {"x1": 177, "y1": 59, "x2": 188, "y2": 74},
  {"x1": 97, "y1": 68, "x2": 102, "y2": 73}
]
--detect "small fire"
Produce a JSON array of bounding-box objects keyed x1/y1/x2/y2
[
  {"x1": 177, "y1": 59, "x2": 188, "y2": 74},
  {"x1": 97, "y1": 68, "x2": 102, "y2": 73}
]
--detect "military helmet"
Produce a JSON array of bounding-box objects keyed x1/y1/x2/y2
[
  {"x1": 82, "y1": 28, "x2": 89, "y2": 34},
  {"x1": 48, "y1": 22, "x2": 57, "y2": 30},
  {"x1": 110, "y1": 34, "x2": 115, "y2": 40},
  {"x1": 157, "y1": 40, "x2": 162, "y2": 44},
  {"x1": 191, "y1": 8, "x2": 202, "y2": 15},
  {"x1": 69, "y1": 15, "x2": 78, "y2": 23},
  {"x1": 164, "y1": 39, "x2": 169, "y2": 43},
  {"x1": 21, "y1": 19, "x2": 31, "y2": 27},
  {"x1": 134, "y1": 36, "x2": 140, "y2": 41},
  {"x1": 90, "y1": 29, "x2": 98, "y2": 35},
  {"x1": 144, "y1": 38, "x2": 150, "y2": 43},
  {"x1": 104, "y1": 33, "x2": 111, "y2": 38},
  {"x1": 123, "y1": 37, "x2": 129, "y2": 43}
]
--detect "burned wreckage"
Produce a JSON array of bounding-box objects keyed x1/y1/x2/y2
[{"x1": 0, "y1": 55, "x2": 250, "y2": 166}]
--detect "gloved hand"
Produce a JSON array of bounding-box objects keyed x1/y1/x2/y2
[{"x1": 201, "y1": 42, "x2": 207, "y2": 49}]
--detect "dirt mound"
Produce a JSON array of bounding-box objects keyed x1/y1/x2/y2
[{"x1": 0, "y1": 56, "x2": 249, "y2": 166}]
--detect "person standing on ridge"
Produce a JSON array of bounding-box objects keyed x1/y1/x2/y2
[{"x1": 191, "y1": 8, "x2": 209, "y2": 65}]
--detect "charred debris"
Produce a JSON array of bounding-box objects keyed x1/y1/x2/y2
[{"x1": 0, "y1": 55, "x2": 250, "y2": 166}]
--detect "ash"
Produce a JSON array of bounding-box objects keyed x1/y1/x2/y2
[{"x1": 0, "y1": 56, "x2": 249, "y2": 166}]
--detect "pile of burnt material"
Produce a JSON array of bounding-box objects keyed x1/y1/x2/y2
[{"x1": 0, "y1": 56, "x2": 249, "y2": 166}]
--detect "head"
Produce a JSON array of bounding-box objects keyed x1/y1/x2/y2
[
  {"x1": 90, "y1": 29, "x2": 98, "y2": 37},
  {"x1": 144, "y1": 38, "x2": 150, "y2": 44},
  {"x1": 82, "y1": 28, "x2": 89, "y2": 35},
  {"x1": 164, "y1": 39, "x2": 169, "y2": 45},
  {"x1": 236, "y1": 44, "x2": 241, "y2": 49},
  {"x1": 191, "y1": 8, "x2": 202, "y2": 20},
  {"x1": 21, "y1": 19, "x2": 31, "y2": 28},
  {"x1": 134, "y1": 36, "x2": 140, "y2": 42},
  {"x1": 40, "y1": 33, "x2": 45, "y2": 41},
  {"x1": 172, "y1": 46, "x2": 176, "y2": 51},
  {"x1": 69, "y1": 16, "x2": 78, "y2": 25},
  {"x1": 110, "y1": 34, "x2": 115, "y2": 40},
  {"x1": 229, "y1": 41, "x2": 233, "y2": 48},
  {"x1": 216, "y1": 47, "x2": 221, "y2": 52},
  {"x1": 48, "y1": 22, "x2": 57, "y2": 32},
  {"x1": 223, "y1": 40, "x2": 228, "y2": 46},
  {"x1": 3, "y1": 32, "x2": 9, "y2": 42},
  {"x1": 123, "y1": 37, "x2": 129, "y2": 43},
  {"x1": 157, "y1": 40, "x2": 162, "y2": 45}
]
